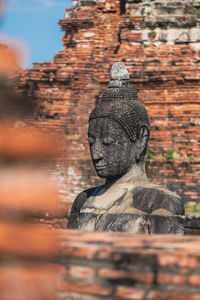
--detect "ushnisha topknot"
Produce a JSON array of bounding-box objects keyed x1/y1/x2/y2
[{"x1": 89, "y1": 62, "x2": 150, "y2": 142}]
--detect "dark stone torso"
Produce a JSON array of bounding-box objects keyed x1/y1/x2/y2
[{"x1": 67, "y1": 184, "x2": 185, "y2": 234}]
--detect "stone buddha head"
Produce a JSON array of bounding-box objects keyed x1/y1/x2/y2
[{"x1": 88, "y1": 62, "x2": 150, "y2": 181}]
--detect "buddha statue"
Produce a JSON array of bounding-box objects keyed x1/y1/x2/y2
[{"x1": 67, "y1": 62, "x2": 185, "y2": 234}]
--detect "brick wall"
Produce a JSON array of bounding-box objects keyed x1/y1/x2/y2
[
  {"x1": 55, "y1": 230, "x2": 200, "y2": 300},
  {"x1": 13, "y1": 0, "x2": 200, "y2": 211}
]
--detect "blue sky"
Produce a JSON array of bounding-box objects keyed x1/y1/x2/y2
[{"x1": 0, "y1": 0, "x2": 71, "y2": 68}]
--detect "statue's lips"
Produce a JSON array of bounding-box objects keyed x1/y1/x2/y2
[{"x1": 95, "y1": 164, "x2": 107, "y2": 171}]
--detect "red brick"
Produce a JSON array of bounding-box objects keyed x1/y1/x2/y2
[
  {"x1": 116, "y1": 286, "x2": 145, "y2": 299},
  {"x1": 148, "y1": 290, "x2": 200, "y2": 300},
  {"x1": 99, "y1": 267, "x2": 153, "y2": 283},
  {"x1": 158, "y1": 252, "x2": 199, "y2": 268},
  {"x1": 0, "y1": 221, "x2": 58, "y2": 257},
  {"x1": 69, "y1": 265, "x2": 95, "y2": 278},
  {"x1": 57, "y1": 280, "x2": 113, "y2": 296},
  {"x1": 0, "y1": 262, "x2": 59, "y2": 300},
  {"x1": 157, "y1": 273, "x2": 186, "y2": 285},
  {"x1": 60, "y1": 243, "x2": 99, "y2": 259},
  {"x1": 188, "y1": 274, "x2": 200, "y2": 286}
]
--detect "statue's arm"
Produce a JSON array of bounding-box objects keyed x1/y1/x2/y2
[
  {"x1": 67, "y1": 187, "x2": 96, "y2": 229},
  {"x1": 130, "y1": 187, "x2": 185, "y2": 234},
  {"x1": 67, "y1": 191, "x2": 87, "y2": 229},
  {"x1": 149, "y1": 195, "x2": 185, "y2": 234},
  {"x1": 165, "y1": 194, "x2": 185, "y2": 216}
]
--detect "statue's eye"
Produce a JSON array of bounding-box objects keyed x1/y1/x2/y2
[
  {"x1": 88, "y1": 136, "x2": 95, "y2": 145},
  {"x1": 101, "y1": 136, "x2": 114, "y2": 145}
]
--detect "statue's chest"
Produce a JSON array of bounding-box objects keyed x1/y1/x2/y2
[
  {"x1": 76, "y1": 207, "x2": 149, "y2": 233},
  {"x1": 77, "y1": 190, "x2": 149, "y2": 233},
  {"x1": 70, "y1": 186, "x2": 183, "y2": 234}
]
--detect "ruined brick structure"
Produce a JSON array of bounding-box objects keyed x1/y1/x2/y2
[
  {"x1": 56, "y1": 231, "x2": 200, "y2": 299},
  {"x1": 13, "y1": 0, "x2": 200, "y2": 212}
]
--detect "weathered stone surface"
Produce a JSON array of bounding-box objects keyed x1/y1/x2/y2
[{"x1": 189, "y1": 28, "x2": 200, "y2": 42}]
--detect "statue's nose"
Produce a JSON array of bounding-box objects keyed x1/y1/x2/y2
[{"x1": 92, "y1": 141, "x2": 103, "y2": 161}]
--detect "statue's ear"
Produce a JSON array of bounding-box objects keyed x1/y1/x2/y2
[{"x1": 135, "y1": 126, "x2": 150, "y2": 162}]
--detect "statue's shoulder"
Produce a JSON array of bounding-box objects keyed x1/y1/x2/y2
[
  {"x1": 131, "y1": 183, "x2": 184, "y2": 215},
  {"x1": 67, "y1": 186, "x2": 98, "y2": 229},
  {"x1": 70, "y1": 186, "x2": 98, "y2": 213}
]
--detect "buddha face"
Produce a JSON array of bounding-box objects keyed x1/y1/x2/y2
[{"x1": 88, "y1": 117, "x2": 136, "y2": 179}]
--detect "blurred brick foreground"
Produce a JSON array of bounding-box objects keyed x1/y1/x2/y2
[
  {"x1": 0, "y1": 121, "x2": 65, "y2": 299},
  {"x1": 12, "y1": 0, "x2": 200, "y2": 210},
  {"x1": 56, "y1": 231, "x2": 200, "y2": 300}
]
